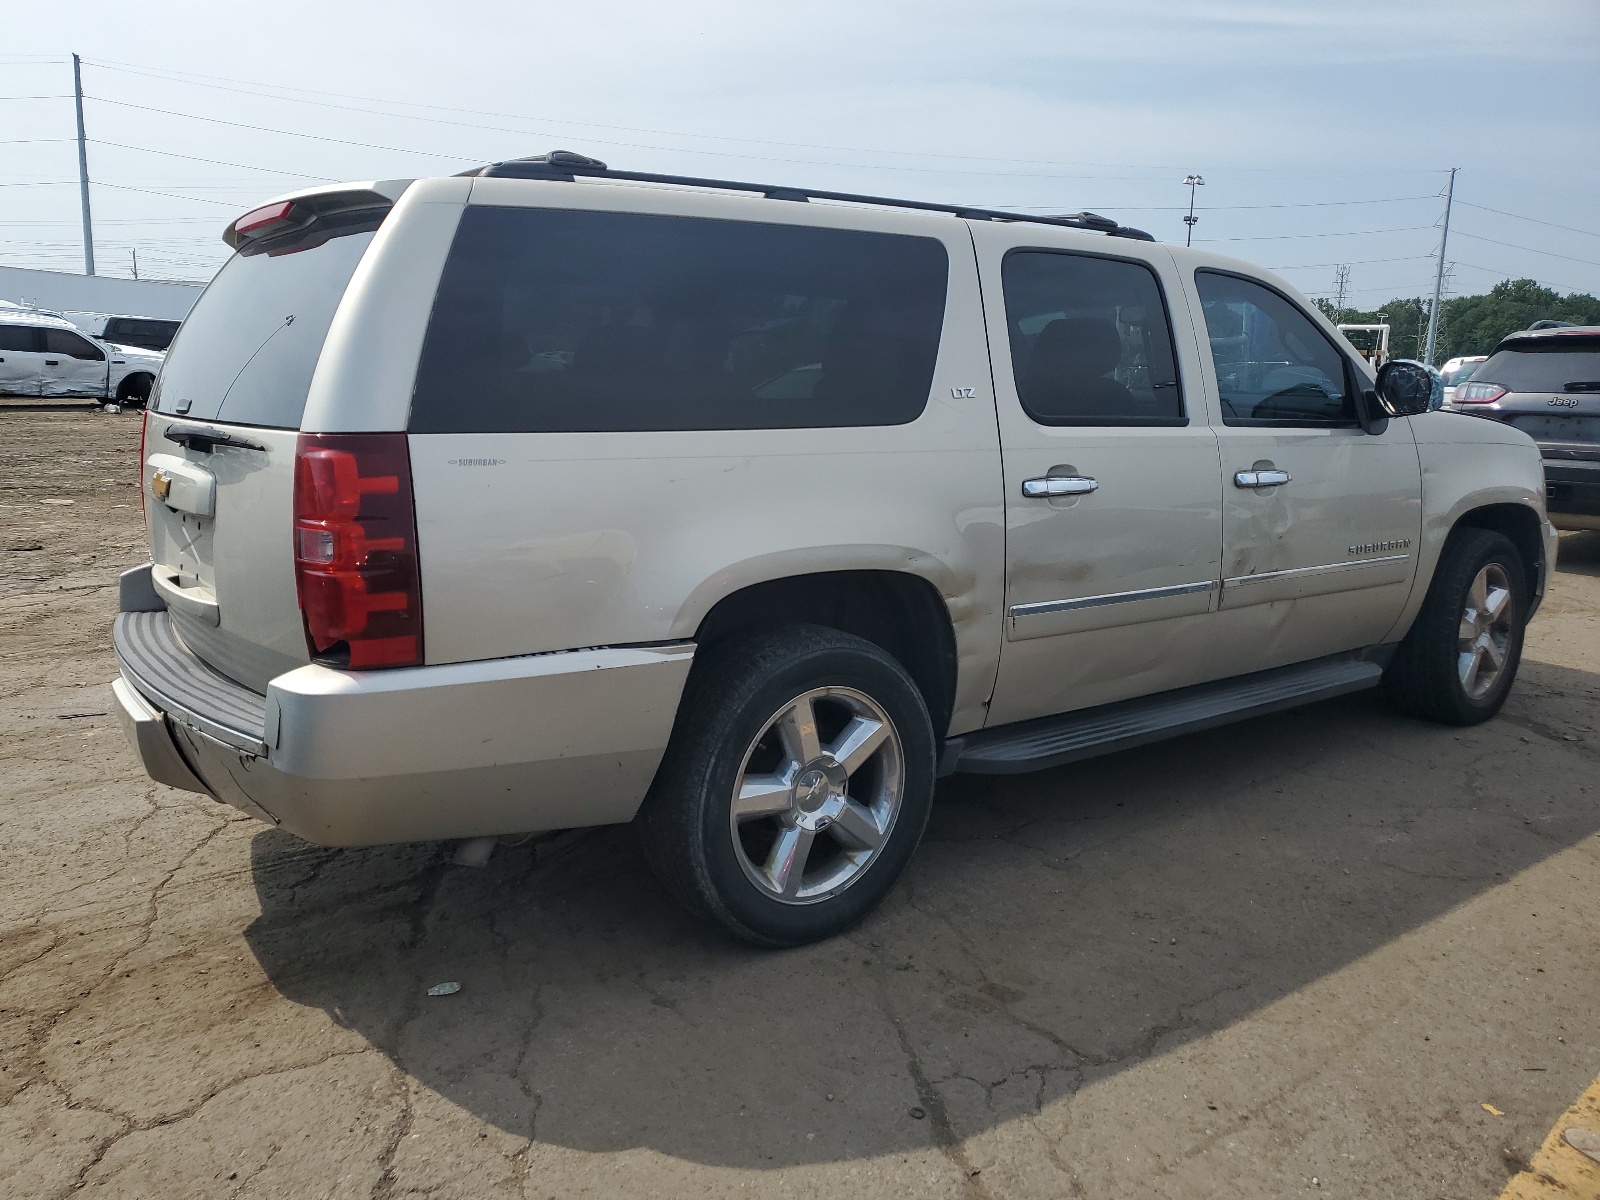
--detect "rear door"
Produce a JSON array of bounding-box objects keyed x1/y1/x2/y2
[
  {"x1": 142, "y1": 218, "x2": 385, "y2": 691},
  {"x1": 0, "y1": 324, "x2": 45, "y2": 396},
  {"x1": 40, "y1": 326, "x2": 108, "y2": 397},
  {"x1": 970, "y1": 225, "x2": 1225, "y2": 726}
]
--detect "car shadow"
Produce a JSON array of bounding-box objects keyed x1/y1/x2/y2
[
  {"x1": 244, "y1": 659, "x2": 1600, "y2": 1168},
  {"x1": 1555, "y1": 529, "x2": 1600, "y2": 578}
]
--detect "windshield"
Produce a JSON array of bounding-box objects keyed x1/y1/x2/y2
[
  {"x1": 151, "y1": 230, "x2": 376, "y2": 428},
  {"x1": 1477, "y1": 343, "x2": 1600, "y2": 394}
]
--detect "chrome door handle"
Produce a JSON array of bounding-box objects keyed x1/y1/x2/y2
[
  {"x1": 1022, "y1": 475, "x2": 1098, "y2": 498},
  {"x1": 1234, "y1": 469, "x2": 1291, "y2": 488}
]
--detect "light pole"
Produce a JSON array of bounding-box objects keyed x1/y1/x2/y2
[{"x1": 1183, "y1": 174, "x2": 1205, "y2": 247}]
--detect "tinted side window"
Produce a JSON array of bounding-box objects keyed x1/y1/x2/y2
[
  {"x1": 1001, "y1": 251, "x2": 1183, "y2": 426},
  {"x1": 0, "y1": 325, "x2": 41, "y2": 353},
  {"x1": 410, "y1": 207, "x2": 949, "y2": 433},
  {"x1": 1196, "y1": 271, "x2": 1353, "y2": 426},
  {"x1": 43, "y1": 328, "x2": 104, "y2": 360}
]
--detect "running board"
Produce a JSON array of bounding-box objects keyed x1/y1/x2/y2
[{"x1": 949, "y1": 652, "x2": 1389, "y2": 776}]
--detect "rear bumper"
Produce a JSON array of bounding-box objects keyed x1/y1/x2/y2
[
  {"x1": 112, "y1": 608, "x2": 694, "y2": 847},
  {"x1": 1542, "y1": 458, "x2": 1600, "y2": 529}
]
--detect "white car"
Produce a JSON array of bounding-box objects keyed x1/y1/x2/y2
[
  {"x1": 112, "y1": 152, "x2": 1555, "y2": 946},
  {"x1": 0, "y1": 308, "x2": 164, "y2": 404}
]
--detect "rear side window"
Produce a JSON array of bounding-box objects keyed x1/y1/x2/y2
[
  {"x1": 1196, "y1": 271, "x2": 1354, "y2": 426},
  {"x1": 0, "y1": 325, "x2": 41, "y2": 352},
  {"x1": 1478, "y1": 342, "x2": 1600, "y2": 393},
  {"x1": 409, "y1": 207, "x2": 949, "y2": 433},
  {"x1": 1001, "y1": 250, "x2": 1183, "y2": 425},
  {"x1": 152, "y1": 230, "x2": 377, "y2": 428}
]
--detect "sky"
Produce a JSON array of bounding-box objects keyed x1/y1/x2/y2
[{"x1": 2, "y1": 0, "x2": 1598, "y2": 308}]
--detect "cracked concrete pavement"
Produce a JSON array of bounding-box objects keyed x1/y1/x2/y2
[{"x1": 3, "y1": 405, "x2": 1599, "y2": 1198}]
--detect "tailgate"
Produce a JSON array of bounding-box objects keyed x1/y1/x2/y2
[{"x1": 142, "y1": 191, "x2": 391, "y2": 691}]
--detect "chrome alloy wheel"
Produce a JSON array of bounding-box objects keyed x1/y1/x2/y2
[
  {"x1": 729, "y1": 686, "x2": 904, "y2": 905},
  {"x1": 1458, "y1": 562, "x2": 1514, "y2": 699}
]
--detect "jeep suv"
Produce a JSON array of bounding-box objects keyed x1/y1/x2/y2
[
  {"x1": 112, "y1": 152, "x2": 1557, "y2": 946},
  {"x1": 1448, "y1": 326, "x2": 1600, "y2": 531}
]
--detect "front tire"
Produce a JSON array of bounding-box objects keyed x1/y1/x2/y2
[
  {"x1": 638, "y1": 625, "x2": 935, "y2": 947},
  {"x1": 1385, "y1": 528, "x2": 1527, "y2": 725},
  {"x1": 116, "y1": 374, "x2": 153, "y2": 408}
]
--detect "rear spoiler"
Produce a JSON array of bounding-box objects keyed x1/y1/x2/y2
[{"x1": 223, "y1": 180, "x2": 413, "y2": 256}]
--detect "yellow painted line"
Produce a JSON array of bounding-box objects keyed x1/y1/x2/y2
[{"x1": 1498, "y1": 1071, "x2": 1600, "y2": 1200}]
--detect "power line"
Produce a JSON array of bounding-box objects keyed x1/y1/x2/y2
[
  {"x1": 89, "y1": 139, "x2": 334, "y2": 181},
  {"x1": 1196, "y1": 225, "x2": 1436, "y2": 243},
  {"x1": 91, "y1": 181, "x2": 245, "y2": 207},
  {"x1": 83, "y1": 96, "x2": 469, "y2": 162},
  {"x1": 1455, "y1": 199, "x2": 1600, "y2": 240},
  {"x1": 73, "y1": 57, "x2": 1455, "y2": 179},
  {"x1": 1452, "y1": 260, "x2": 1592, "y2": 295},
  {"x1": 1452, "y1": 229, "x2": 1600, "y2": 269}
]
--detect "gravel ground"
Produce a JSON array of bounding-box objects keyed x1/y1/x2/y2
[{"x1": 3, "y1": 404, "x2": 1598, "y2": 1200}]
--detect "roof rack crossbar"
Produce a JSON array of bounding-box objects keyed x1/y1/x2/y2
[{"x1": 473, "y1": 151, "x2": 1156, "y2": 241}]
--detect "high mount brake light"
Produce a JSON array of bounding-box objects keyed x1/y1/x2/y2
[
  {"x1": 1454, "y1": 382, "x2": 1507, "y2": 404},
  {"x1": 234, "y1": 201, "x2": 296, "y2": 237},
  {"x1": 292, "y1": 433, "x2": 423, "y2": 669}
]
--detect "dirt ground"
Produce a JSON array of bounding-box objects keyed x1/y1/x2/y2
[{"x1": 3, "y1": 403, "x2": 1598, "y2": 1200}]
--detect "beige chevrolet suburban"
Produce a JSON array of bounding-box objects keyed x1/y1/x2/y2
[{"x1": 113, "y1": 151, "x2": 1557, "y2": 946}]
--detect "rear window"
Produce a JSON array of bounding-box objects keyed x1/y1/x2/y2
[
  {"x1": 151, "y1": 230, "x2": 376, "y2": 428},
  {"x1": 409, "y1": 207, "x2": 949, "y2": 433},
  {"x1": 1478, "y1": 341, "x2": 1600, "y2": 394}
]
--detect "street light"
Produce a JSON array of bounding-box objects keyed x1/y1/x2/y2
[{"x1": 1183, "y1": 174, "x2": 1205, "y2": 247}]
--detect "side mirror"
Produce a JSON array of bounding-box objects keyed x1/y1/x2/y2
[{"x1": 1374, "y1": 359, "x2": 1441, "y2": 417}]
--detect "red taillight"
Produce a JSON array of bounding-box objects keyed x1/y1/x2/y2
[
  {"x1": 292, "y1": 433, "x2": 423, "y2": 669},
  {"x1": 234, "y1": 200, "x2": 296, "y2": 237},
  {"x1": 1454, "y1": 381, "x2": 1507, "y2": 405}
]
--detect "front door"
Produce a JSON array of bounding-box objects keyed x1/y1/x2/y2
[
  {"x1": 972, "y1": 228, "x2": 1224, "y2": 727},
  {"x1": 1187, "y1": 270, "x2": 1422, "y2": 675}
]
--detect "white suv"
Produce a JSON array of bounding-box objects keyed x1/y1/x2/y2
[
  {"x1": 112, "y1": 152, "x2": 1556, "y2": 946},
  {"x1": 0, "y1": 307, "x2": 163, "y2": 404}
]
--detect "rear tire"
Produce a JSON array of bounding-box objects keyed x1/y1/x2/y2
[
  {"x1": 1384, "y1": 528, "x2": 1527, "y2": 725},
  {"x1": 637, "y1": 625, "x2": 935, "y2": 947}
]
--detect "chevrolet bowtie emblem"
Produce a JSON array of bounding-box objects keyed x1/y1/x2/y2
[{"x1": 151, "y1": 470, "x2": 171, "y2": 501}]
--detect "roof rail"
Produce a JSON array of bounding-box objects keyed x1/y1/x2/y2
[{"x1": 464, "y1": 150, "x2": 1156, "y2": 242}]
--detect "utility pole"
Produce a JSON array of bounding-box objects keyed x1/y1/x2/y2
[
  {"x1": 1422, "y1": 167, "x2": 1457, "y2": 367},
  {"x1": 1183, "y1": 174, "x2": 1204, "y2": 247},
  {"x1": 1333, "y1": 264, "x2": 1351, "y2": 318},
  {"x1": 72, "y1": 53, "x2": 95, "y2": 276},
  {"x1": 130, "y1": 249, "x2": 138, "y2": 280}
]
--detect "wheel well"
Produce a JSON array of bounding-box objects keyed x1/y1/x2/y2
[
  {"x1": 1452, "y1": 503, "x2": 1542, "y2": 599},
  {"x1": 695, "y1": 571, "x2": 959, "y2": 735},
  {"x1": 116, "y1": 372, "x2": 153, "y2": 401}
]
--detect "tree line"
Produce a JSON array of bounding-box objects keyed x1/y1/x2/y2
[{"x1": 1314, "y1": 278, "x2": 1600, "y2": 362}]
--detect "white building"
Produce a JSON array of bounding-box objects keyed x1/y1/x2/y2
[{"x1": 0, "y1": 265, "x2": 205, "y2": 332}]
